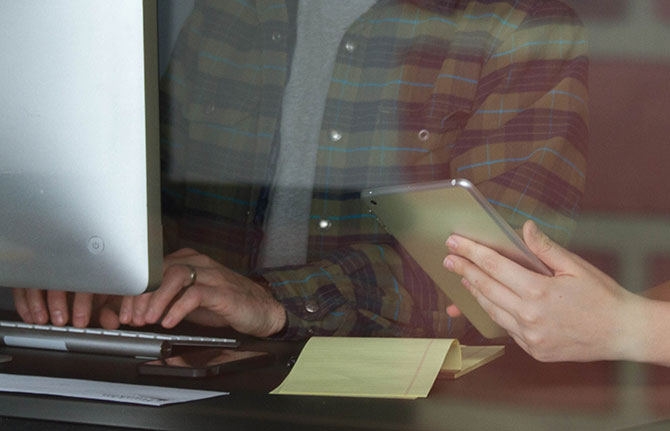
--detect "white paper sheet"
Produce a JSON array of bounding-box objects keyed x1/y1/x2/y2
[{"x1": 0, "y1": 373, "x2": 227, "y2": 406}]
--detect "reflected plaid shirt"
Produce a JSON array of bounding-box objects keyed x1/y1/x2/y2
[{"x1": 160, "y1": 0, "x2": 588, "y2": 339}]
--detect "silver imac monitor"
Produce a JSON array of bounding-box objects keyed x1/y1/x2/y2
[{"x1": 0, "y1": 0, "x2": 163, "y2": 295}]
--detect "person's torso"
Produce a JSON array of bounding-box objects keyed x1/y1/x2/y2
[{"x1": 161, "y1": 0, "x2": 544, "y2": 272}]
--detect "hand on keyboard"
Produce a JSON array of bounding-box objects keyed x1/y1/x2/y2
[
  {"x1": 13, "y1": 248, "x2": 287, "y2": 338},
  {"x1": 12, "y1": 288, "x2": 115, "y2": 328},
  {"x1": 115, "y1": 248, "x2": 286, "y2": 338}
]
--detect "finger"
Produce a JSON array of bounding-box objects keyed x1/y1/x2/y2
[
  {"x1": 167, "y1": 248, "x2": 200, "y2": 258},
  {"x1": 161, "y1": 286, "x2": 205, "y2": 329},
  {"x1": 446, "y1": 304, "x2": 462, "y2": 318},
  {"x1": 72, "y1": 293, "x2": 94, "y2": 327},
  {"x1": 446, "y1": 254, "x2": 522, "y2": 313},
  {"x1": 92, "y1": 294, "x2": 110, "y2": 310},
  {"x1": 162, "y1": 249, "x2": 207, "y2": 270},
  {"x1": 522, "y1": 220, "x2": 580, "y2": 276},
  {"x1": 131, "y1": 293, "x2": 153, "y2": 327},
  {"x1": 12, "y1": 289, "x2": 32, "y2": 323},
  {"x1": 98, "y1": 306, "x2": 121, "y2": 329},
  {"x1": 94, "y1": 295, "x2": 120, "y2": 328},
  {"x1": 446, "y1": 235, "x2": 540, "y2": 298},
  {"x1": 46, "y1": 290, "x2": 69, "y2": 326},
  {"x1": 145, "y1": 264, "x2": 195, "y2": 324},
  {"x1": 526, "y1": 221, "x2": 619, "y2": 287},
  {"x1": 25, "y1": 289, "x2": 49, "y2": 324},
  {"x1": 118, "y1": 296, "x2": 134, "y2": 325},
  {"x1": 462, "y1": 277, "x2": 520, "y2": 335}
]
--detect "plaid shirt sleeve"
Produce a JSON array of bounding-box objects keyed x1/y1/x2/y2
[
  {"x1": 260, "y1": 1, "x2": 588, "y2": 340},
  {"x1": 451, "y1": 1, "x2": 588, "y2": 246},
  {"x1": 261, "y1": 242, "x2": 462, "y2": 340}
]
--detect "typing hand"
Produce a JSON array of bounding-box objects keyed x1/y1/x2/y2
[
  {"x1": 12, "y1": 288, "x2": 110, "y2": 328},
  {"x1": 115, "y1": 248, "x2": 286, "y2": 338}
]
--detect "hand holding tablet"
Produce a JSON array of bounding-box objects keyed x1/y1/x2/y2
[{"x1": 361, "y1": 179, "x2": 551, "y2": 338}]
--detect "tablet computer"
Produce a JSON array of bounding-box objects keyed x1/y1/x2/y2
[{"x1": 361, "y1": 178, "x2": 552, "y2": 339}]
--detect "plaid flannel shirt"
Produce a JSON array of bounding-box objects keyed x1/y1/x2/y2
[{"x1": 160, "y1": 0, "x2": 588, "y2": 339}]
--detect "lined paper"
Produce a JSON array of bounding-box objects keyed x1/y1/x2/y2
[{"x1": 271, "y1": 337, "x2": 460, "y2": 399}]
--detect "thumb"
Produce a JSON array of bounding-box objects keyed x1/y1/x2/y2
[{"x1": 522, "y1": 220, "x2": 574, "y2": 273}]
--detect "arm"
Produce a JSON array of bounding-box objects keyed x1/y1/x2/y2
[
  {"x1": 112, "y1": 2, "x2": 588, "y2": 339},
  {"x1": 637, "y1": 297, "x2": 670, "y2": 366},
  {"x1": 445, "y1": 220, "x2": 670, "y2": 366},
  {"x1": 256, "y1": 1, "x2": 591, "y2": 339},
  {"x1": 255, "y1": 243, "x2": 447, "y2": 339}
]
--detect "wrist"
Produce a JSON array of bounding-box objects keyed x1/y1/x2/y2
[
  {"x1": 610, "y1": 292, "x2": 670, "y2": 365},
  {"x1": 631, "y1": 297, "x2": 670, "y2": 366},
  {"x1": 268, "y1": 301, "x2": 288, "y2": 337},
  {"x1": 610, "y1": 293, "x2": 648, "y2": 362},
  {"x1": 251, "y1": 275, "x2": 288, "y2": 337}
]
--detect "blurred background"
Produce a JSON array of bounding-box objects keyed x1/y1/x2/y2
[
  {"x1": 0, "y1": 3, "x2": 667, "y2": 428},
  {"x1": 564, "y1": 0, "x2": 670, "y2": 292},
  {"x1": 1, "y1": 0, "x2": 668, "y2": 306}
]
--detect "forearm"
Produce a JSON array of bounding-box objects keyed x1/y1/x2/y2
[
  {"x1": 260, "y1": 261, "x2": 416, "y2": 339},
  {"x1": 617, "y1": 281, "x2": 670, "y2": 366},
  {"x1": 256, "y1": 243, "x2": 457, "y2": 339}
]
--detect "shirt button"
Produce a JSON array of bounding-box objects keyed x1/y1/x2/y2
[
  {"x1": 318, "y1": 219, "x2": 332, "y2": 231},
  {"x1": 271, "y1": 31, "x2": 282, "y2": 42},
  {"x1": 305, "y1": 299, "x2": 319, "y2": 314},
  {"x1": 205, "y1": 102, "x2": 216, "y2": 115},
  {"x1": 344, "y1": 40, "x2": 356, "y2": 53},
  {"x1": 329, "y1": 129, "x2": 342, "y2": 142},
  {"x1": 418, "y1": 129, "x2": 430, "y2": 141}
]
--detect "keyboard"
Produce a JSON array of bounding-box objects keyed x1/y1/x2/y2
[{"x1": 0, "y1": 320, "x2": 239, "y2": 358}]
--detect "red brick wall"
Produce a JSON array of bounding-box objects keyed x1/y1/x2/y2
[
  {"x1": 574, "y1": 60, "x2": 670, "y2": 287},
  {"x1": 582, "y1": 62, "x2": 670, "y2": 214},
  {"x1": 656, "y1": 0, "x2": 670, "y2": 21}
]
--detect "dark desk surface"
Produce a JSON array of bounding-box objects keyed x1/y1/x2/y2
[{"x1": 3, "y1": 325, "x2": 670, "y2": 431}]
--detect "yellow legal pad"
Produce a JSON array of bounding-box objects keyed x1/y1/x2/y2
[{"x1": 271, "y1": 337, "x2": 503, "y2": 399}]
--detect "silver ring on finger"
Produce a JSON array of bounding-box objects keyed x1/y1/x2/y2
[{"x1": 183, "y1": 264, "x2": 197, "y2": 289}]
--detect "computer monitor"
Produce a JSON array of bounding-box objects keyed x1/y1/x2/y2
[{"x1": 0, "y1": 0, "x2": 163, "y2": 295}]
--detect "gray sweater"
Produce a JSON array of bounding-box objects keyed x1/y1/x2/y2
[{"x1": 259, "y1": 0, "x2": 376, "y2": 268}]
